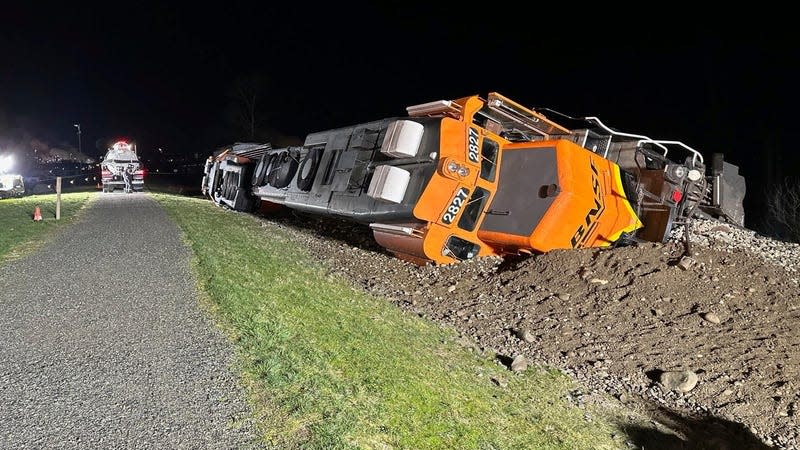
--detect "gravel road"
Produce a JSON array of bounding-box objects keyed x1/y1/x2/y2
[{"x1": 0, "y1": 193, "x2": 258, "y2": 449}]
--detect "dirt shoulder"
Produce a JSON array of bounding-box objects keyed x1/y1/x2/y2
[{"x1": 259, "y1": 211, "x2": 799, "y2": 449}]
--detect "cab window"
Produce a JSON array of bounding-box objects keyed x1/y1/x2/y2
[
  {"x1": 458, "y1": 187, "x2": 489, "y2": 231},
  {"x1": 479, "y1": 138, "x2": 498, "y2": 182}
]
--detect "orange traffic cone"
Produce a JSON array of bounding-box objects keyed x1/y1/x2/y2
[{"x1": 33, "y1": 206, "x2": 43, "y2": 222}]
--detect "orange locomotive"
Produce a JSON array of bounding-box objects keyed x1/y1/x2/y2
[{"x1": 202, "y1": 93, "x2": 745, "y2": 265}]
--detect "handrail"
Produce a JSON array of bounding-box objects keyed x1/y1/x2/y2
[
  {"x1": 583, "y1": 117, "x2": 668, "y2": 158},
  {"x1": 637, "y1": 139, "x2": 704, "y2": 165}
]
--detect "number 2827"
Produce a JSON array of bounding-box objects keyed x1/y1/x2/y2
[{"x1": 442, "y1": 187, "x2": 470, "y2": 224}]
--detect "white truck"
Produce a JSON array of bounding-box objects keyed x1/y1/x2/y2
[
  {"x1": 101, "y1": 141, "x2": 144, "y2": 193},
  {"x1": 0, "y1": 174, "x2": 25, "y2": 199}
]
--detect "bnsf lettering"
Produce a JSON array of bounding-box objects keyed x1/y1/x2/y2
[
  {"x1": 442, "y1": 187, "x2": 470, "y2": 224},
  {"x1": 467, "y1": 128, "x2": 480, "y2": 163},
  {"x1": 570, "y1": 159, "x2": 606, "y2": 247}
]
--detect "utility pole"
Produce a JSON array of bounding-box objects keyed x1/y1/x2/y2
[{"x1": 73, "y1": 123, "x2": 82, "y2": 156}]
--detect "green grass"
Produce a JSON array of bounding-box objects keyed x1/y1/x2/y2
[
  {"x1": 153, "y1": 193, "x2": 627, "y2": 450},
  {"x1": 0, "y1": 192, "x2": 95, "y2": 261}
]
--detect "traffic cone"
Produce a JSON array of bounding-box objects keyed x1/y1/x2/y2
[{"x1": 33, "y1": 206, "x2": 43, "y2": 222}]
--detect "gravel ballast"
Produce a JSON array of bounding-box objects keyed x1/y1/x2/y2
[{"x1": 0, "y1": 194, "x2": 258, "y2": 449}]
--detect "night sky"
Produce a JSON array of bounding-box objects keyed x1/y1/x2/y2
[{"x1": 2, "y1": 5, "x2": 798, "y2": 218}]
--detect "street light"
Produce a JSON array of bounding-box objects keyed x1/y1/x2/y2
[
  {"x1": 73, "y1": 123, "x2": 82, "y2": 156},
  {"x1": 0, "y1": 154, "x2": 13, "y2": 173}
]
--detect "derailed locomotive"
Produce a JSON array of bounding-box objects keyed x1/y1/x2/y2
[{"x1": 201, "y1": 93, "x2": 745, "y2": 265}]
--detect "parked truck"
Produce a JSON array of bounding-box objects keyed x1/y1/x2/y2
[
  {"x1": 101, "y1": 141, "x2": 145, "y2": 193},
  {"x1": 0, "y1": 174, "x2": 25, "y2": 199},
  {"x1": 201, "y1": 92, "x2": 745, "y2": 265}
]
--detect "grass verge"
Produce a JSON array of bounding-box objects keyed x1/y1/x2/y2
[
  {"x1": 0, "y1": 192, "x2": 95, "y2": 262},
  {"x1": 153, "y1": 193, "x2": 627, "y2": 449}
]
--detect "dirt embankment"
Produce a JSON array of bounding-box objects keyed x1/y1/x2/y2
[{"x1": 258, "y1": 211, "x2": 800, "y2": 449}]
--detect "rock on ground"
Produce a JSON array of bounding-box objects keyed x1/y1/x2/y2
[{"x1": 659, "y1": 370, "x2": 699, "y2": 393}]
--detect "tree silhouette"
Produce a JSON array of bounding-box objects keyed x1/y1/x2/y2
[{"x1": 227, "y1": 73, "x2": 268, "y2": 140}]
